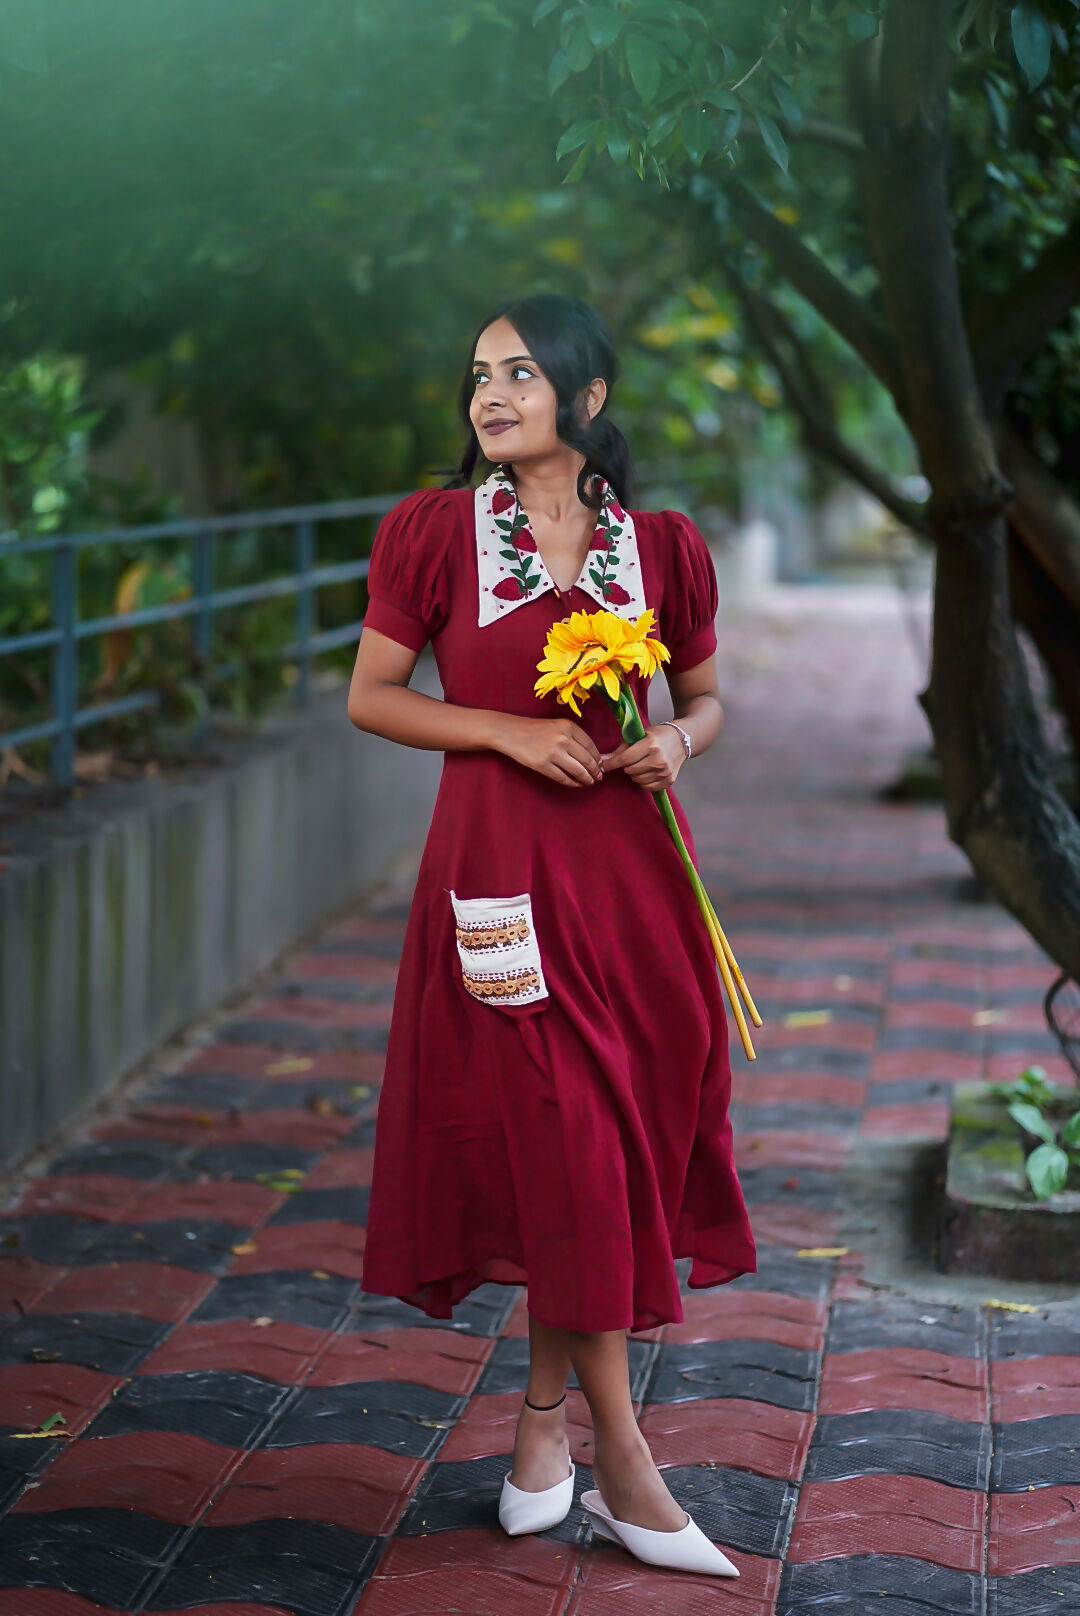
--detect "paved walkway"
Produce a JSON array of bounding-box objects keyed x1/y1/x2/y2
[{"x1": 2, "y1": 583, "x2": 1078, "y2": 1615}]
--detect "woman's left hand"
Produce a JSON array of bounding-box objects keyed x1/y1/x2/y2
[{"x1": 600, "y1": 724, "x2": 686, "y2": 792}]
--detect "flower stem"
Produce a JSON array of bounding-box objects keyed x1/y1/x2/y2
[{"x1": 613, "y1": 685, "x2": 758, "y2": 1060}]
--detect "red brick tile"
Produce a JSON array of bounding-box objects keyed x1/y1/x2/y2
[
  {"x1": 735, "y1": 1132, "x2": 852, "y2": 1170},
  {"x1": 789, "y1": 1474, "x2": 984, "y2": 1572},
  {"x1": 10, "y1": 1174, "x2": 144, "y2": 1221},
  {"x1": 0, "y1": 1363, "x2": 123, "y2": 1435},
  {"x1": 989, "y1": 1486, "x2": 1080, "y2": 1574},
  {"x1": 184, "y1": 1043, "x2": 383, "y2": 1083},
  {"x1": 992, "y1": 1356, "x2": 1080, "y2": 1421},
  {"x1": 138, "y1": 1319, "x2": 329, "y2": 1381},
  {"x1": 205, "y1": 1443, "x2": 425, "y2": 1536},
  {"x1": 290, "y1": 953, "x2": 399, "y2": 985},
  {"x1": 986, "y1": 1050, "x2": 1074, "y2": 1086},
  {"x1": 568, "y1": 1541, "x2": 778, "y2": 1613},
  {"x1": 818, "y1": 1348, "x2": 988, "y2": 1421},
  {"x1": 360, "y1": 1529, "x2": 580, "y2": 1615},
  {"x1": 731, "y1": 1073, "x2": 867, "y2": 1109},
  {"x1": 0, "y1": 1257, "x2": 62, "y2": 1314},
  {"x1": 227, "y1": 1220, "x2": 366, "y2": 1279},
  {"x1": 663, "y1": 1288, "x2": 827, "y2": 1349},
  {"x1": 93, "y1": 1105, "x2": 353, "y2": 1150},
  {"x1": 890, "y1": 961, "x2": 982, "y2": 991},
  {"x1": 762, "y1": 1022, "x2": 876, "y2": 1052},
  {"x1": 437, "y1": 1390, "x2": 594, "y2": 1465},
  {"x1": 639, "y1": 1396, "x2": 813, "y2": 1479},
  {"x1": 12, "y1": 1431, "x2": 242, "y2": 1523},
  {"x1": 744, "y1": 1204, "x2": 842, "y2": 1249},
  {"x1": 311, "y1": 1326, "x2": 492, "y2": 1397},
  {"x1": 0, "y1": 1596, "x2": 142, "y2": 1616},
  {"x1": 29, "y1": 1262, "x2": 213, "y2": 1322},
  {"x1": 246, "y1": 996, "x2": 391, "y2": 1030},
  {"x1": 858, "y1": 1103, "x2": 949, "y2": 1139},
  {"x1": 501, "y1": 1291, "x2": 532, "y2": 1338},
  {"x1": 127, "y1": 1179, "x2": 280, "y2": 1225},
  {"x1": 870, "y1": 1051, "x2": 983, "y2": 1083},
  {"x1": 305, "y1": 1147, "x2": 375, "y2": 1189},
  {"x1": 885, "y1": 1002, "x2": 990, "y2": 1031}
]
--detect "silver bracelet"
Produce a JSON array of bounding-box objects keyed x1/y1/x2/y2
[{"x1": 661, "y1": 719, "x2": 693, "y2": 760}]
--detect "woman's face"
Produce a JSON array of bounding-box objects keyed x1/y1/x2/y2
[{"x1": 469, "y1": 317, "x2": 561, "y2": 466}]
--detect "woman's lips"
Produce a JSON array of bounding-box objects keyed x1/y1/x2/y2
[{"x1": 482, "y1": 420, "x2": 518, "y2": 435}]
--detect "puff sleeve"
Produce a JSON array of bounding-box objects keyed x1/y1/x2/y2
[
  {"x1": 363, "y1": 489, "x2": 454, "y2": 652},
  {"x1": 660, "y1": 511, "x2": 719, "y2": 675}
]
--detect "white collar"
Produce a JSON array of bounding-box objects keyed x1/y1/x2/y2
[{"x1": 475, "y1": 468, "x2": 646, "y2": 627}]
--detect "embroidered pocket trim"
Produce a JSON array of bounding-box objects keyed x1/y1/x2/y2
[{"x1": 449, "y1": 890, "x2": 549, "y2": 1006}]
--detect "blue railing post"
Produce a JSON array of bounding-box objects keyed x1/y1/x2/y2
[
  {"x1": 193, "y1": 527, "x2": 213, "y2": 744},
  {"x1": 295, "y1": 518, "x2": 315, "y2": 706},
  {"x1": 50, "y1": 540, "x2": 76, "y2": 787}
]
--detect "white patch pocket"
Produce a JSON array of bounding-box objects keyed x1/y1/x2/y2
[{"x1": 449, "y1": 890, "x2": 549, "y2": 1007}]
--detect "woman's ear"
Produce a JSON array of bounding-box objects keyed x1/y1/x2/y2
[{"x1": 579, "y1": 377, "x2": 607, "y2": 424}]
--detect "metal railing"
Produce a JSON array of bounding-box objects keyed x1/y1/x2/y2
[{"x1": 0, "y1": 494, "x2": 402, "y2": 787}]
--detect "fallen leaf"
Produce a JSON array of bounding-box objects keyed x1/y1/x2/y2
[
  {"x1": 782, "y1": 1010, "x2": 833, "y2": 1028},
  {"x1": 983, "y1": 1298, "x2": 1039, "y2": 1313},
  {"x1": 264, "y1": 1057, "x2": 313, "y2": 1076},
  {"x1": 230, "y1": 1242, "x2": 257, "y2": 1256},
  {"x1": 973, "y1": 1008, "x2": 1008, "y2": 1026},
  {"x1": 795, "y1": 1246, "x2": 850, "y2": 1258}
]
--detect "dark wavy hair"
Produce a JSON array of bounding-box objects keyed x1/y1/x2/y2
[{"x1": 446, "y1": 293, "x2": 634, "y2": 511}]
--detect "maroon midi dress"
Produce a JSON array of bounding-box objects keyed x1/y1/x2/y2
[{"x1": 359, "y1": 469, "x2": 757, "y2": 1333}]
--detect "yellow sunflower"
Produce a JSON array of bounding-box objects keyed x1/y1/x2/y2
[{"x1": 534, "y1": 607, "x2": 670, "y2": 715}]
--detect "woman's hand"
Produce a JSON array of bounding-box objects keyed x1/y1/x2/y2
[
  {"x1": 495, "y1": 715, "x2": 605, "y2": 787},
  {"x1": 600, "y1": 724, "x2": 686, "y2": 793}
]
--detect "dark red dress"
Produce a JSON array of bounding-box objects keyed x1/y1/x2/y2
[{"x1": 359, "y1": 471, "x2": 757, "y2": 1333}]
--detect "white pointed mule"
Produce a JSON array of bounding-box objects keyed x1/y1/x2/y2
[
  {"x1": 498, "y1": 1461, "x2": 576, "y2": 1535},
  {"x1": 580, "y1": 1487, "x2": 740, "y2": 1577}
]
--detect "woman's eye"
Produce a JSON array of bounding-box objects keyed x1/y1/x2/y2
[
  {"x1": 472, "y1": 372, "x2": 487, "y2": 387},
  {"x1": 511, "y1": 366, "x2": 533, "y2": 381}
]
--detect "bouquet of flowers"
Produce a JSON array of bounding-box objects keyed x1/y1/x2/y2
[{"x1": 535, "y1": 606, "x2": 761, "y2": 1060}]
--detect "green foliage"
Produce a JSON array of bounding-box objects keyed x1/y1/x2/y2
[{"x1": 992, "y1": 1064, "x2": 1080, "y2": 1199}]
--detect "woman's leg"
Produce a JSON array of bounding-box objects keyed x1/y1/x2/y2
[
  {"x1": 508, "y1": 1315, "x2": 573, "y2": 1491},
  {"x1": 565, "y1": 1327, "x2": 687, "y2": 1531}
]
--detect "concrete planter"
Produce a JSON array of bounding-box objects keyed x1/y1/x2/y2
[{"x1": 940, "y1": 1082, "x2": 1080, "y2": 1282}]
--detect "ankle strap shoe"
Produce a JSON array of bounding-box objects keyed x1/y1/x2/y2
[
  {"x1": 498, "y1": 1463, "x2": 576, "y2": 1536},
  {"x1": 581, "y1": 1487, "x2": 739, "y2": 1576}
]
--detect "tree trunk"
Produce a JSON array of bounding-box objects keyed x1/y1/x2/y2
[
  {"x1": 1007, "y1": 522, "x2": 1080, "y2": 782},
  {"x1": 858, "y1": 0, "x2": 1080, "y2": 976}
]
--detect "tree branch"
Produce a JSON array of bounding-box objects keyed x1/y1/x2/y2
[
  {"x1": 739, "y1": 114, "x2": 866, "y2": 157},
  {"x1": 997, "y1": 424, "x2": 1080, "y2": 616},
  {"x1": 971, "y1": 214, "x2": 1080, "y2": 416},
  {"x1": 729, "y1": 183, "x2": 905, "y2": 404},
  {"x1": 726, "y1": 267, "x2": 929, "y2": 536}
]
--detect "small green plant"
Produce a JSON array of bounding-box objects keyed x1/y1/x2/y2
[{"x1": 989, "y1": 1065, "x2": 1080, "y2": 1200}]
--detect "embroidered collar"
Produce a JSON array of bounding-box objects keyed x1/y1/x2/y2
[{"x1": 475, "y1": 467, "x2": 646, "y2": 627}]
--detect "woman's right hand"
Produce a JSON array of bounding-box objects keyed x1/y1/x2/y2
[{"x1": 494, "y1": 715, "x2": 605, "y2": 787}]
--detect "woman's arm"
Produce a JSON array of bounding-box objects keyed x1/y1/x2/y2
[
  {"x1": 347, "y1": 625, "x2": 605, "y2": 788},
  {"x1": 599, "y1": 656, "x2": 723, "y2": 792}
]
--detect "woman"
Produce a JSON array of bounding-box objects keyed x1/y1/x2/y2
[{"x1": 348, "y1": 293, "x2": 756, "y2": 1577}]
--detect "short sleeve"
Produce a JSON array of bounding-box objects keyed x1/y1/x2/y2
[
  {"x1": 661, "y1": 511, "x2": 719, "y2": 675},
  {"x1": 363, "y1": 488, "x2": 455, "y2": 653}
]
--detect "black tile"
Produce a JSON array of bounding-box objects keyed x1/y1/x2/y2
[
  {"x1": 89, "y1": 1218, "x2": 243, "y2": 1272},
  {"x1": 878, "y1": 1028, "x2": 983, "y2": 1053},
  {"x1": 988, "y1": 1310, "x2": 1080, "y2": 1360},
  {"x1": 755, "y1": 1047, "x2": 869, "y2": 1074},
  {"x1": 217, "y1": 1018, "x2": 388, "y2": 1053},
  {"x1": 730, "y1": 1104, "x2": 862, "y2": 1133},
  {"x1": 477, "y1": 1335, "x2": 656, "y2": 1401},
  {"x1": 780, "y1": 1554, "x2": 983, "y2": 1614},
  {"x1": 865, "y1": 1079, "x2": 951, "y2": 1104},
  {"x1": 642, "y1": 1463, "x2": 794, "y2": 1559},
  {"x1": 311, "y1": 937, "x2": 404, "y2": 960},
  {"x1": 273, "y1": 977, "x2": 396, "y2": 1006},
  {"x1": 988, "y1": 1565, "x2": 1080, "y2": 1614},
  {"x1": 343, "y1": 1115, "x2": 379, "y2": 1147},
  {"x1": 191, "y1": 1271, "x2": 356, "y2": 1330},
  {"x1": 87, "y1": 1370, "x2": 292, "y2": 1446},
  {"x1": 991, "y1": 1415, "x2": 1080, "y2": 1491},
  {"x1": 986, "y1": 1033, "x2": 1060, "y2": 1057},
  {"x1": 805, "y1": 1410, "x2": 991, "y2": 1489},
  {"x1": 0, "y1": 1507, "x2": 179, "y2": 1605},
  {"x1": 186, "y1": 1142, "x2": 324, "y2": 1179},
  {"x1": 0, "y1": 1313, "x2": 167, "y2": 1374},
  {"x1": 46, "y1": 1140, "x2": 197, "y2": 1180},
  {"x1": 267, "y1": 1187, "x2": 371, "y2": 1226},
  {"x1": 889, "y1": 985, "x2": 982, "y2": 1004},
  {"x1": 646, "y1": 1340, "x2": 819, "y2": 1411},
  {"x1": 0, "y1": 1214, "x2": 105, "y2": 1265},
  {"x1": 243, "y1": 1077, "x2": 377, "y2": 1115},
  {"x1": 345, "y1": 1282, "x2": 517, "y2": 1336},
  {"x1": 723, "y1": 1244, "x2": 835, "y2": 1300},
  {"x1": 143, "y1": 1072, "x2": 265, "y2": 1109},
  {"x1": 735, "y1": 1166, "x2": 841, "y2": 1208},
  {"x1": 826, "y1": 1298, "x2": 983, "y2": 1357},
  {"x1": 0, "y1": 1430, "x2": 63, "y2": 1512},
  {"x1": 148, "y1": 1518, "x2": 381, "y2": 1616},
  {"x1": 269, "y1": 1380, "x2": 462, "y2": 1459},
  {"x1": 398, "y1": 1454, "x2": 594, "y2": 1545}
]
